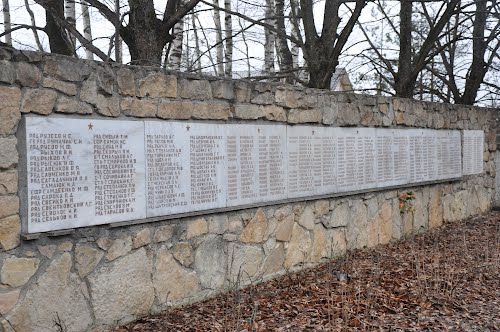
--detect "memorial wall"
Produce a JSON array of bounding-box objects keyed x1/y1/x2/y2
[
  {"x1": 23, "y1": 116, "x2": 481, "y2": 234},
  {"x1": 0, "y1": 48, "x2": 496, "y2": 332}
]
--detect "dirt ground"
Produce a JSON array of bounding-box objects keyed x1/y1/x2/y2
[{"x1": 111, "y1": 212, "x2": 499, "y2": 331}]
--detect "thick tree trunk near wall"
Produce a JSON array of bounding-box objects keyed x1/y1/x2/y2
[
  {"x1": 37, "y1": 0, "x2": 74, "y2": 56},
  {"x1": 2, "y1": 0, "x2": 11, "y2": 45}
]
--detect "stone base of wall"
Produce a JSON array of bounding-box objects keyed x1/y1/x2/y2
[{"x1": 0, "y1": 181, "x2": 493, "y2": 331}]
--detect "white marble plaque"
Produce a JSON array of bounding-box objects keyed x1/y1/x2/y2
[
  {"x1": 375, "y1": 129, "x2": 395, "y2": 187},
  {"x1": 26, "y1": 117, "x2": 146, "y2": 233},
  {"x1": 463, "y1": 130, "x2": 484, "y2": 175},
  {"x1": 436, "y1": 130, "x2": 462, "y2": 180},
  {"x1": 226, "y1": 124, "x2": 287, "y2": 206}
]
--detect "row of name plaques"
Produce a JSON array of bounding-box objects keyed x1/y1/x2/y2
[{"x1": 24, "y1": 117, "x2": 484, "y2": 233}]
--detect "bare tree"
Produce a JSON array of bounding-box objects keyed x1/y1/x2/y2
[
  {"x1": 81, "y1": 0, "x2": 93, "y2": 59},
  {"x1": 35, "y1": 0, "x2": 74, "y2": 55},
  {"x1": 264, "y1": 0, "x2": 275, "y2": 75},
  {"x1": 65, "y1": 0, "x2": 76, "y2": 49},
  {"x1": 224, "y1": 0, "x2": 232, "y2": 77},
  {"x1": 2, "y1": 0, "x2": 11, "y2": 45},
  {"x1": 213, "y1": 0, "x2": 224, "y2": 75}
]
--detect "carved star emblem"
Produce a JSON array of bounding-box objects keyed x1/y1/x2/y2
[
  {"x1": 88, "y1": 122, "x2": 93, "y2": 130},
  {"x1": 186, "y1": 125, "x2": 190, "y2": 131},
  {"x1": 312, "y1": 130, "x2": 315, "y2": 135},
  {"x1": 258, "y1": 128, "x2": 261, "y2": 133}
]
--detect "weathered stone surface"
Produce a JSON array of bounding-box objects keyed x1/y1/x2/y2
[
  {"x1": 429, "y1": 188, "x2": 443, "y2": 229},
  {"x1": 138, "y1": 73, "x2": 177, "y2": 98},
  {"x1": 298, "y1": 206, "x2": 315, "y2": 230},
  {"x1": 208, "y1": 214, "x2": 228, "y2": 235},
  {"x1": 191, "y1": 100, "x2": 231, "y2": 120},
  {"x1": 95, "y1": 94, "x2": 120, "y2": 117},
  {"x1": 133, "y1": 228, "x2": 151, "y2": 248},
  {"x1": 261, "y1": 105, "x2": 287, "y2": 121},
  {"x1": 89, "y1": 248, "x2": 154, "y2": 327},
  {"x1": 228, "y1": 216, "x2": 243, "y2": 233},
  {"x1": 96, "y1": 237, "x2": 113, "y2": 250},
  {"x1": 173, "y1": 242, "x2": 194, "y2": 267},
  {"x1": 288, "y1": 109, "x2": 322, "y2": 124},
  {"x1": 80, "y1": 75, "x2": 98, "y2": 105},
  {"x1": 121, "y1": 98, "x2": 157, "y2": 117},
  {"x1": 443, "y1": 191, "x2": 468, "y2": 222},
  {"x1": 44, "y1": 59, "x2": 89, "y2": 81},
  {"x1": 154, "y1": 248, "x2": 200, "y2": 303},
  {"x1": 315, "y1": 200, "x2": 330, "y2": 217},
  {"x1": 0, "y1": 290, "x2": 20, "y2": 314},
  {"x1": 337, "y1": 103, "x2": 361, "y2": 125},
  {"x1": 227, "y1": 243, "x2": 264, "y2": 281},
  {"x1": 0, "y1": 138, "x2": 18, "y2": 169},
  {"x1": 0, "y1": 86, "x2": 21, "y2": 135},
  {"x1": 38, "y1": 244, "x2": 57, "y2": 258},
  {"x1": 275, "y1": 214, "x2": 294, "y2": 242},
  {"x1": 194, "y1": 235, "x2": 226, "y2": 289},
  {"x1": 0, "y1": 171, "x2": 17, "y2": 194},
  {"x1": 179, "y1": 79, "x2": 212, "y2": 100},
  {"x1": 234, "y1": 103, "x2": 262, "y2": 119},
  {"x1": 275, "y1": 89, "x2": 303, "y2": 109},
  {"x1": 0, "y1": 196, "x2": 19, "y2": 219},
  {"x1": 322, "y1": 103, "x2": 338, "y2": 125},
  {"x1": 15, "y1": 62, "x2": 41, "y2": 87},
  {"x1": 1, "y1": 256, "x2": 39, "y2": 287},
  {"x1": 106, "y1": 236, "x2": 132, "y2": 261},
  {"x1": 157, "y1": 99, "x2": 192, "y2": 119},
  {"x1": 311, "y1": 224, "x2": 328, "y2": 262},
  {"x1": 75, "y1": 244, "x2": 104, "y2": 277},
  {"x1": 327, "y1": 228, "x2": 346, "y2": 256},
  {"x1": 58, "y1": 241, "x2": 73, "y2": 252},
  {"x1": 234, "y1": 81, "x2": 251, "y2": 102},
  {"x1": 368, "y1": 201, "x2": 392, "y2": 246},
  {"x1": 284, "y1": 224, "x2": 311, "y2": 268},
  {"x1": 56, "y1": 96, "x2": 92, "y2": 114},
  {"x1": 261, "y1": 243, "x2": 285, "y2": 276},
  {"x1": 0, "y1": 60, "x2": 15, "y2": 83},
  {"x1": 274, "y1": 205, "x2": 292, "y2": 221},
  {"x1": 20, "y1": 88, "x2": 57, "y2": 115},
  {"x1": 186, "y1": 218, "x2": 208, "y2": 239},
  {"x1": 154, "y1": 224, "x2": 175, "y2": 242},
  {"x1": 211, "y1": 80, "x2": 234, "y2": 100},
  {"x1": 7, "y1": 253, "x2": 93, "y2": 332},
  {"x1": 117, "y1": 68, "x2": 135, "y2": 96},
  {"x1": 346, "y1": 200, "x2": 368, "y2": 249},
  {"x1": 323, "y1": 202, "x2": 348, "y2": 228},
  {"x1": 96, "y1": 66, "x2": 116, "y2": 94},
  {"x1": 240, "y1": 208, "x2": 268, "y2": 243},
  {"x1": 42, "y1": 77, "x2": 77, "y2": 95},
  {"x1": 0, "y1": 215, "x2": 20, "y2": 250}
]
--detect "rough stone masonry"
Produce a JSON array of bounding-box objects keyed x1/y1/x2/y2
[{"x1": 0, "y1": 46, "x2": 497, "y2": 331}]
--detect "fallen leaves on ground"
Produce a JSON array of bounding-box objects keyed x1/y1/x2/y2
[{"x1": 111, "y1": 212, "x2": 499, "y2": 331}]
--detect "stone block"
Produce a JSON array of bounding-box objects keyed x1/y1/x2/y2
[
  {"x1": 194, "y1": 235, "x2": 226, "y2": 289},
  {"x1": 58, "y1": 241, "x2": 73, "y2": 252},
  {"x1": 191, "y1": 100, "x2": 231, "y2": 120},
  {"x1": 173, "y1": 242, "x2": 194, "y2": 267},
  {"x1": 261, "y1": 243, "x2": 285, "y2": 276},
  {"x1": 251, "y1": 91, "x2": 274, "y2": 105},
  {"x1": 44, "y1": 58, "x2": 90, "y2": 81},
  {"x1": 284, "y1": 223, "x2": 311, "y2": 268},
  {"x1": 314, "y1": 200, "x2": 330, "y2": 217},
  {"x1": 0, "y1": 138, "x2": 19, "y2": 169},
  {"x1": 261, "y1": 105, "x2": 287, "y2": 121},
  {"x1": 0, "y1": 86, "x2": 21, "y2": 135},
  {"x1": 0, "y1": 215, "x2": 20, "y2": 250},
  {"x1": 234, "y1": 103, "x2": 262, "y2": 119},
  {"x1": 154, "y1": 248, "x2": 200, "y2": 303},
  {"x1": 38, "y1": 244, "x2": 56, "y2": 258},
  {"x1": 323, "y1": 202, "x2": 348, "y2": 228},
  {"x1": 211, "y1": 80, "x2": 234, "y2": 100},
  {"x1": 310, "y1": 224, "x2": 328, "y2": 262},
  {"x1": 121, "y1": 98, "x2": 157, "y2": 118},
  {"x1": 322, "y1": 104, "x2": 338, "y2": 125},
  {"x1": 275, "y1": 89, "x2": 303, "y2": 109},
  {"x1": 96, "y1": 65, "x2": 116, "y2": 95},
  {"x1": 227, "y1": 243, "x2": 264, "y2": 281},
  {"x1": 56, "y1": 96, "x2": 92, "y2": 114},
  {"x1": 95, "y1": 94, "x2": 120, "y2": 117},
  {"x1": 275, "y1": 214, "x2": 294, "y2": 242},
  {"x1": 186, "y1": 218, "x2": 208, "y2": 239},
  {"x1": 298, "y1": 206, "x2": 315, "y2": 230},
  {"x1": 20, "y1": 88, "x2": 57, "y2": 115},
  {"x1": 117, "y1": 68, "x2": 135, "y2": 96},
  {"x1": 106, "y1": 237, "x2": 132, "y2": 261},
  {"x1": 0, "y1": 171, "x2": 17, "y2": 194},
  {"x1": 75, "y1": 244, "x2": 104, "y2": 278},
  {"x1": 133, "y1": 228, "x2": 151, "y2": 248},
  {"x1": 0, "y1": 290, "x2": 20, "y2": 315},
  {"x1": 240, "y1": 208, "x2": 268, "y2": 243},
  {"x1": 154, "y1": 224, "x2": 175, "y2": 242},
  {"x1": 15, "y1": 62, "x2": 41, "y2": 87},
  {"x1": 1, "y1": 256, "x2": 39, "y2": 287},
  {"x1": 0, "y1": 196, "x2": 19, "y2": 219},
  {"x1": 288, "y1": 109, "x2": 322, "y2": 124},
  {"x1": 0, "y1": 60, "x2": 15, "y2": 83},
  {"x1": 157, "y1": 99, "x2": 192, "y2": 119},
  {"x1": 234, "y1": 81, "x2": 251, "y2": 102},
  {"x1": 327, "y1": 228, "x2": 346, "y2": 257},
  {"x1": 337, "y1": 102, "x2": 361, "y2": 125},
  {"x1": 274, "y1": 205, "x2": 292, "y2": 221},
  {"x1": 208, "y1": 214, "x2": 228, "y2": 235},
  {"x1": 80, "y1": 75, "x2": 98, "y2": 105},
  {"x1": 7, "y1": 253, "x2": 93, "y2": 332},
  {"x1": 42, "y1": 77, "x2": 77, "y2": 95},
  {"x1": 138, "y1": 73, "x2": 177, "y2": 98},
  {"x1": 88, "y1": 248, "x2": 154, "y2": 326},
  {"x1": 179, "y1": 79, "x2": 212, "y2": 100}
]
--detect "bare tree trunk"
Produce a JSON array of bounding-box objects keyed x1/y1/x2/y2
[
  {"x1": 290, "y1": 0, "x2": 300, "y2": 70},
  {"x1": 275, "y1": 0, "x2": 293, "y2": 83},
  {"x1": 394, "y1": 0, "x2": 413, "y2": 98},
  {"x1": 81, "y1": 0, "x2": 93, "y2": 59},
  {"x1": 213, "y1": 0, "x2": 224, "y2": 75},
  {"x1": 114, "y1": 0, "x2": 122, "y2": 63},
  {"x1": 36, "y1": 0, "x2": 74, "y2": 56},
  {"x1": 264, "y1": 0, "x2": 275, "y2": 74},
  {"x1": 224, "y1": 0, "x2": 232, "y2": 77},
  {"x1": 2, "y1": 0, "x2": 11, "y2": 45},
  {"x1": 169, "y1": 13, "x2": 184, "y2": 70},
  {"x1": 65, "y1": 0, "x2": 76, "y2": 50},
  {"x1": 237, "y1": 16, "x2": 251, "y2": 77},
  {"x1": 24, "y1": 0, "x2": 44, "y2": 50},
  {"x1": 192, "y1": 12, "x2": 201, "y2": 72}
]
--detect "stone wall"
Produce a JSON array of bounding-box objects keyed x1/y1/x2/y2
[{"x1": 0, "y1": 47, "x2": 497, "y2": 332}]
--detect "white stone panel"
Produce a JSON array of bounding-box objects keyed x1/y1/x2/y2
[{"x1": 463, "y1": 130, "x2": 484, "y2": 175}]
